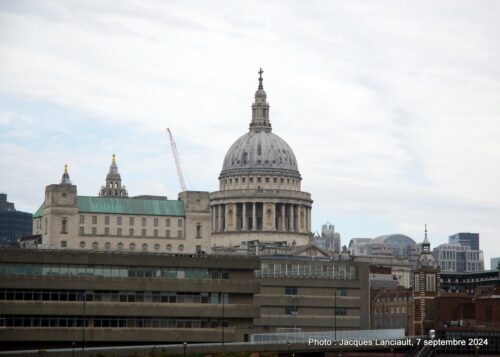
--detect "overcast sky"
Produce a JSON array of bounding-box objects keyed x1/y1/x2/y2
[{"x1": 1, "y1": 1, "x2": 499, "y2": 267}]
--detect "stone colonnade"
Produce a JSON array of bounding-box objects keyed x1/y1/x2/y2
[{"x1": 211, "y1": 202, "x2": 311, "y2": 234}]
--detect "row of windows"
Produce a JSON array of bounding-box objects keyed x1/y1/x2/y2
[
  {"x1": 0, "y1": 289, "x2": 229, "y2": 304},
  {"x1": 0, "y1": 316, "x2": 229, "y2": 329},
  {"x1": 285, "y1": 307, "x2": 347, "y2": 316},
  {"x1": 72, "y1": 241, "x2": 194, "y2": 253},
  {"x1": 375, "y1": 296, "x2": 407, "y2": 303},
  {"x1": 80, "y1": 216, "x2": 183, "y2": 227},
  {"x1": 258, "y1": 263, "x2": 357, "y2": 280},
  {"x1": 284, "y1": 287, "x2": 347, "y2": 296},
  {"x1": 0, "y1": 263, "x2": 230, "y2": 280},
  {"x1": 222, "y1": 177, "x2": 297, "y2": 185},
  {"x1": 374, "y1": 306, "x2": 406, "y2": 314},
  {"x1": 79, "y1": 227, "x2": 184, "y2": 238}
]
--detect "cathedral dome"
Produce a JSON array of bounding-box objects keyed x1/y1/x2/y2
[
  {"x1": 221, "y1": 130, "x2": 300, "y2": 178},
  {"x1": 219, "y1": 68, "x2": 300, "y2": 179}
]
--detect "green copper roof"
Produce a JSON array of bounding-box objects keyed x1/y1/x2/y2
[
  {"x1": 33, "y1": 196, "x2": 185, "y2": 218},
  {"x1": 33, "y1": 204, "x2": 45, "y2": 218}
]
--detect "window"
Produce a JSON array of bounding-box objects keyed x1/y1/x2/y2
[
  {"x1": 60, "y1": 241, "x2": 67, "y2": 248},
  {"x1": 79, "y1": 227, "x2": 84, "y2": 236},
  {"x1": 166, "y1": 230, "x2": 170, "y2": 238},
  {"x1": 142, "y1": 243, "x2": 148, "y2": 251},
  {"x1": 281, "y1": 178, "x2": 284, "y2": 183},
  {"x1": 285, "y1": 287, "x2": 298, "y2": 295},
  {"x1": 285, "y1": 307, "x2": 298, "y2": 315},
  {"x1": 104, "y1": 228, "x2": 109, "y2": 236},
  {"x1": 177, "y1": 219, "x2": 182, "y2": 227},
  {"x1": 92, "y1": 242, "x2": 98, "y2": 250},
  {"x1": 61, "y1": 218, "x2": 68, "y2": 234},
  {"x1": 105, "y1": 216, "x2": 110, "y2": 225},
  {"x1": 257, "y1": 177, "x2": 261, "y2": 183},
  {"x1": 166, "y1": 244, "x2": 172, "y2": 252},
  {"x1": 265, "y1": 177, "x2": 270, "y2": 183},
  {"x1": 177, "y1": 230, "x2": 183, "y2": 238},
  {"x1": 250, "y1": 177, "x2": 254, "y2": 183},
  {"x1": 129, "y1": 243, "x2": 136, "y2": 251},
  {"x1": 154, "y1": 244, "x2": 160, "y2": 251},
  {"x1": 141, "y1": 218, "x2": 146, "y2": 226},
  {"x1": 242, "y1": 178, "x2": 246, "y2": 183},
  {"x1": 426, "y1": 274, "x2": 436, "y2": 292},
  {"x1": 335, "y1": 307, "x2": 347, "y2": 316},
  {"x1": 273, "y1": 177, "x2": 277, "y2": 183},
  {"x1": 141, "y1": 229, "x2": 146, "y2": 237},
  {"x1": 117, "y1": 242, "x2": 124, "y2": 250},
  {"x1": 166, "y1": 219, "x2": 171, "y2": 227},
  {"x1": 105, "y1": 242, "x2": 111, "y2": 250},
  {"x1": 338, "y1": 288, "x2": 347, "y2": 296},
  {"x1": 196, "y1": 224, "x2": 202, "y2": 238},
  {"x1": 79, "y1": 241, "x2": 86, "y2": 248},
  {"x1": 117, "y1": 216, "x2": 122, "y2": 225},
  {"x1": 154, "y1": 218, "x2": 158, "y2": 227},
  {"x1": 129, "y1": 229, "x2": 134, "y2": 236},
  {"x1": 154, "y1": 229, "x2": 158, "y2": 237},
  {"x1": 92, "y1": 216, "x2": 97, "y2": 224},
  {"x1": 196, "y1": 245, "x2": 202, "y2": 253},
  {"x1": 117, "y1": 228, "x2": 122, "y2": 236},
  {"x1": 129, "y1": 217, "x2": 134, "y2": 226},
  {"x1": 92, "y1": 227, "x2": 97, "y2": 235},
  {"x1": 79, "y1": 215, "x2": 84, "y2": 224},
  {"x1": 414, "y1": 274, "x2": 420, "y2": 291},
  {"x1": 178, "y1": 244, "x2": 184, "y2": 252}
]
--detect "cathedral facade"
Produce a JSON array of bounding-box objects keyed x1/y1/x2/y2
[{"x1": 32, "y1": 70, "x2": 312, "y2": 253}]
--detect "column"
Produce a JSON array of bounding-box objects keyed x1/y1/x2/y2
[
  {"x1": 212, "y1": 206, "x2": 216, "y2": 232},
  {"x1": 307, "y1": 207, "x2": 312, "y2": 233},
  {"x1": 281, "y1": 204, "x2": 286, "y2": 231},
  {"x1": 232, "y1": 204, "x2": 237, "y2": 231},
  {"x1": 252, "y1": 202, "x2": 257, "y2": 231},
  {"x1": 218, "y1": 205, "x2": 223, "y2": 232},
  {"x1": 242, "y1": 203, "x2": 247, "y2": 231},
  {"x1": 289, "y1": 204, "x2": 294, "y2": 232}
]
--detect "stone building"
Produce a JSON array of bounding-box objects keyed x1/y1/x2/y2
[
  {"x1": 32, "y1": 162, "x2": 211, "y2": 254},
  {"x1": 209, "y1": 69, "x2": 313, "y2": 248}
]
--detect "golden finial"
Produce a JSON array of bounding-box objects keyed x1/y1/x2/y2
[{"x1": 64, "y1": 164, "x2": 68, "y2": 174}]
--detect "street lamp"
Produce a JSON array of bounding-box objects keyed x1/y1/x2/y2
[
  {"x1": 334, "y1": 288, "x2": 337, "y2": 341},
  {"x1": 183, "y1": 341, "x2": 187, "y2": 357},
  {"x1": 221, "y1": 292, "x2": 225, "y2": 345}
]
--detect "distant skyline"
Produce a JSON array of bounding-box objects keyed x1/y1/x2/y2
[{"x1": 1, "y1": 1, "x2": 499, "y2": 267}]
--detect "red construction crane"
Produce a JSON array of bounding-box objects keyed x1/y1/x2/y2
[{"x1": 166, "y1": 128, "x2": 187, "y2": 191}]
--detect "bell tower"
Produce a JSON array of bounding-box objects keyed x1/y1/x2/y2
[{"x1": 99, "y1": 154, "x2": 128, "y2": 197}]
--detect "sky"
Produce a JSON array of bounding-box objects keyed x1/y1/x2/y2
[{"x1": 1, "y1": 1, "x2": 499, "y2": 267}]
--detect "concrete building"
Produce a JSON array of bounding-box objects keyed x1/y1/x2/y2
[
  {"x1": 209, "y1": 69, "x2": 313, "y2": 248},
  {"x1": 314, "y1": 223, "x2": 341, "y2": 253},
  {"x1": 32, "y1": 163, "x2": 211, "y2": 254},
  {"x1": 432, "y1": 243, "x2": 484, "y2": 272},
  {"x1": 0, "y1": 247, "x2": 260, "y2": 349},
  {"x1": 0, "y1": 194, "x2": 32, "y2": 246},
  {"x1": 449, "y1": 232, "x2": 479, "y2": 251},
  {"x1": 0, "y1": 245, "x2": 371, "y2": 349},
  {"x1": 353, "y1": 255, "x2": 412, "y2": 288},
  {"x1": 254, "y1": 245, "x2": 370, "y2": 333}
]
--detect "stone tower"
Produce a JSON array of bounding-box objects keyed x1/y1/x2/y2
[
  {"x1": 99, "y1": 154, "x2": 128, "y2": 197},
  {"x1": 42, "y1": 165, "x2": 78, "y2": 248},
  {"x1": 408, "y1": 225, "x2": 440, "y2": 336}
]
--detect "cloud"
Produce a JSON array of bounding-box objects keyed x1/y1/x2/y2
[{"x1": 1, "y1": 0, "x2": 499, "y2": 267}]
